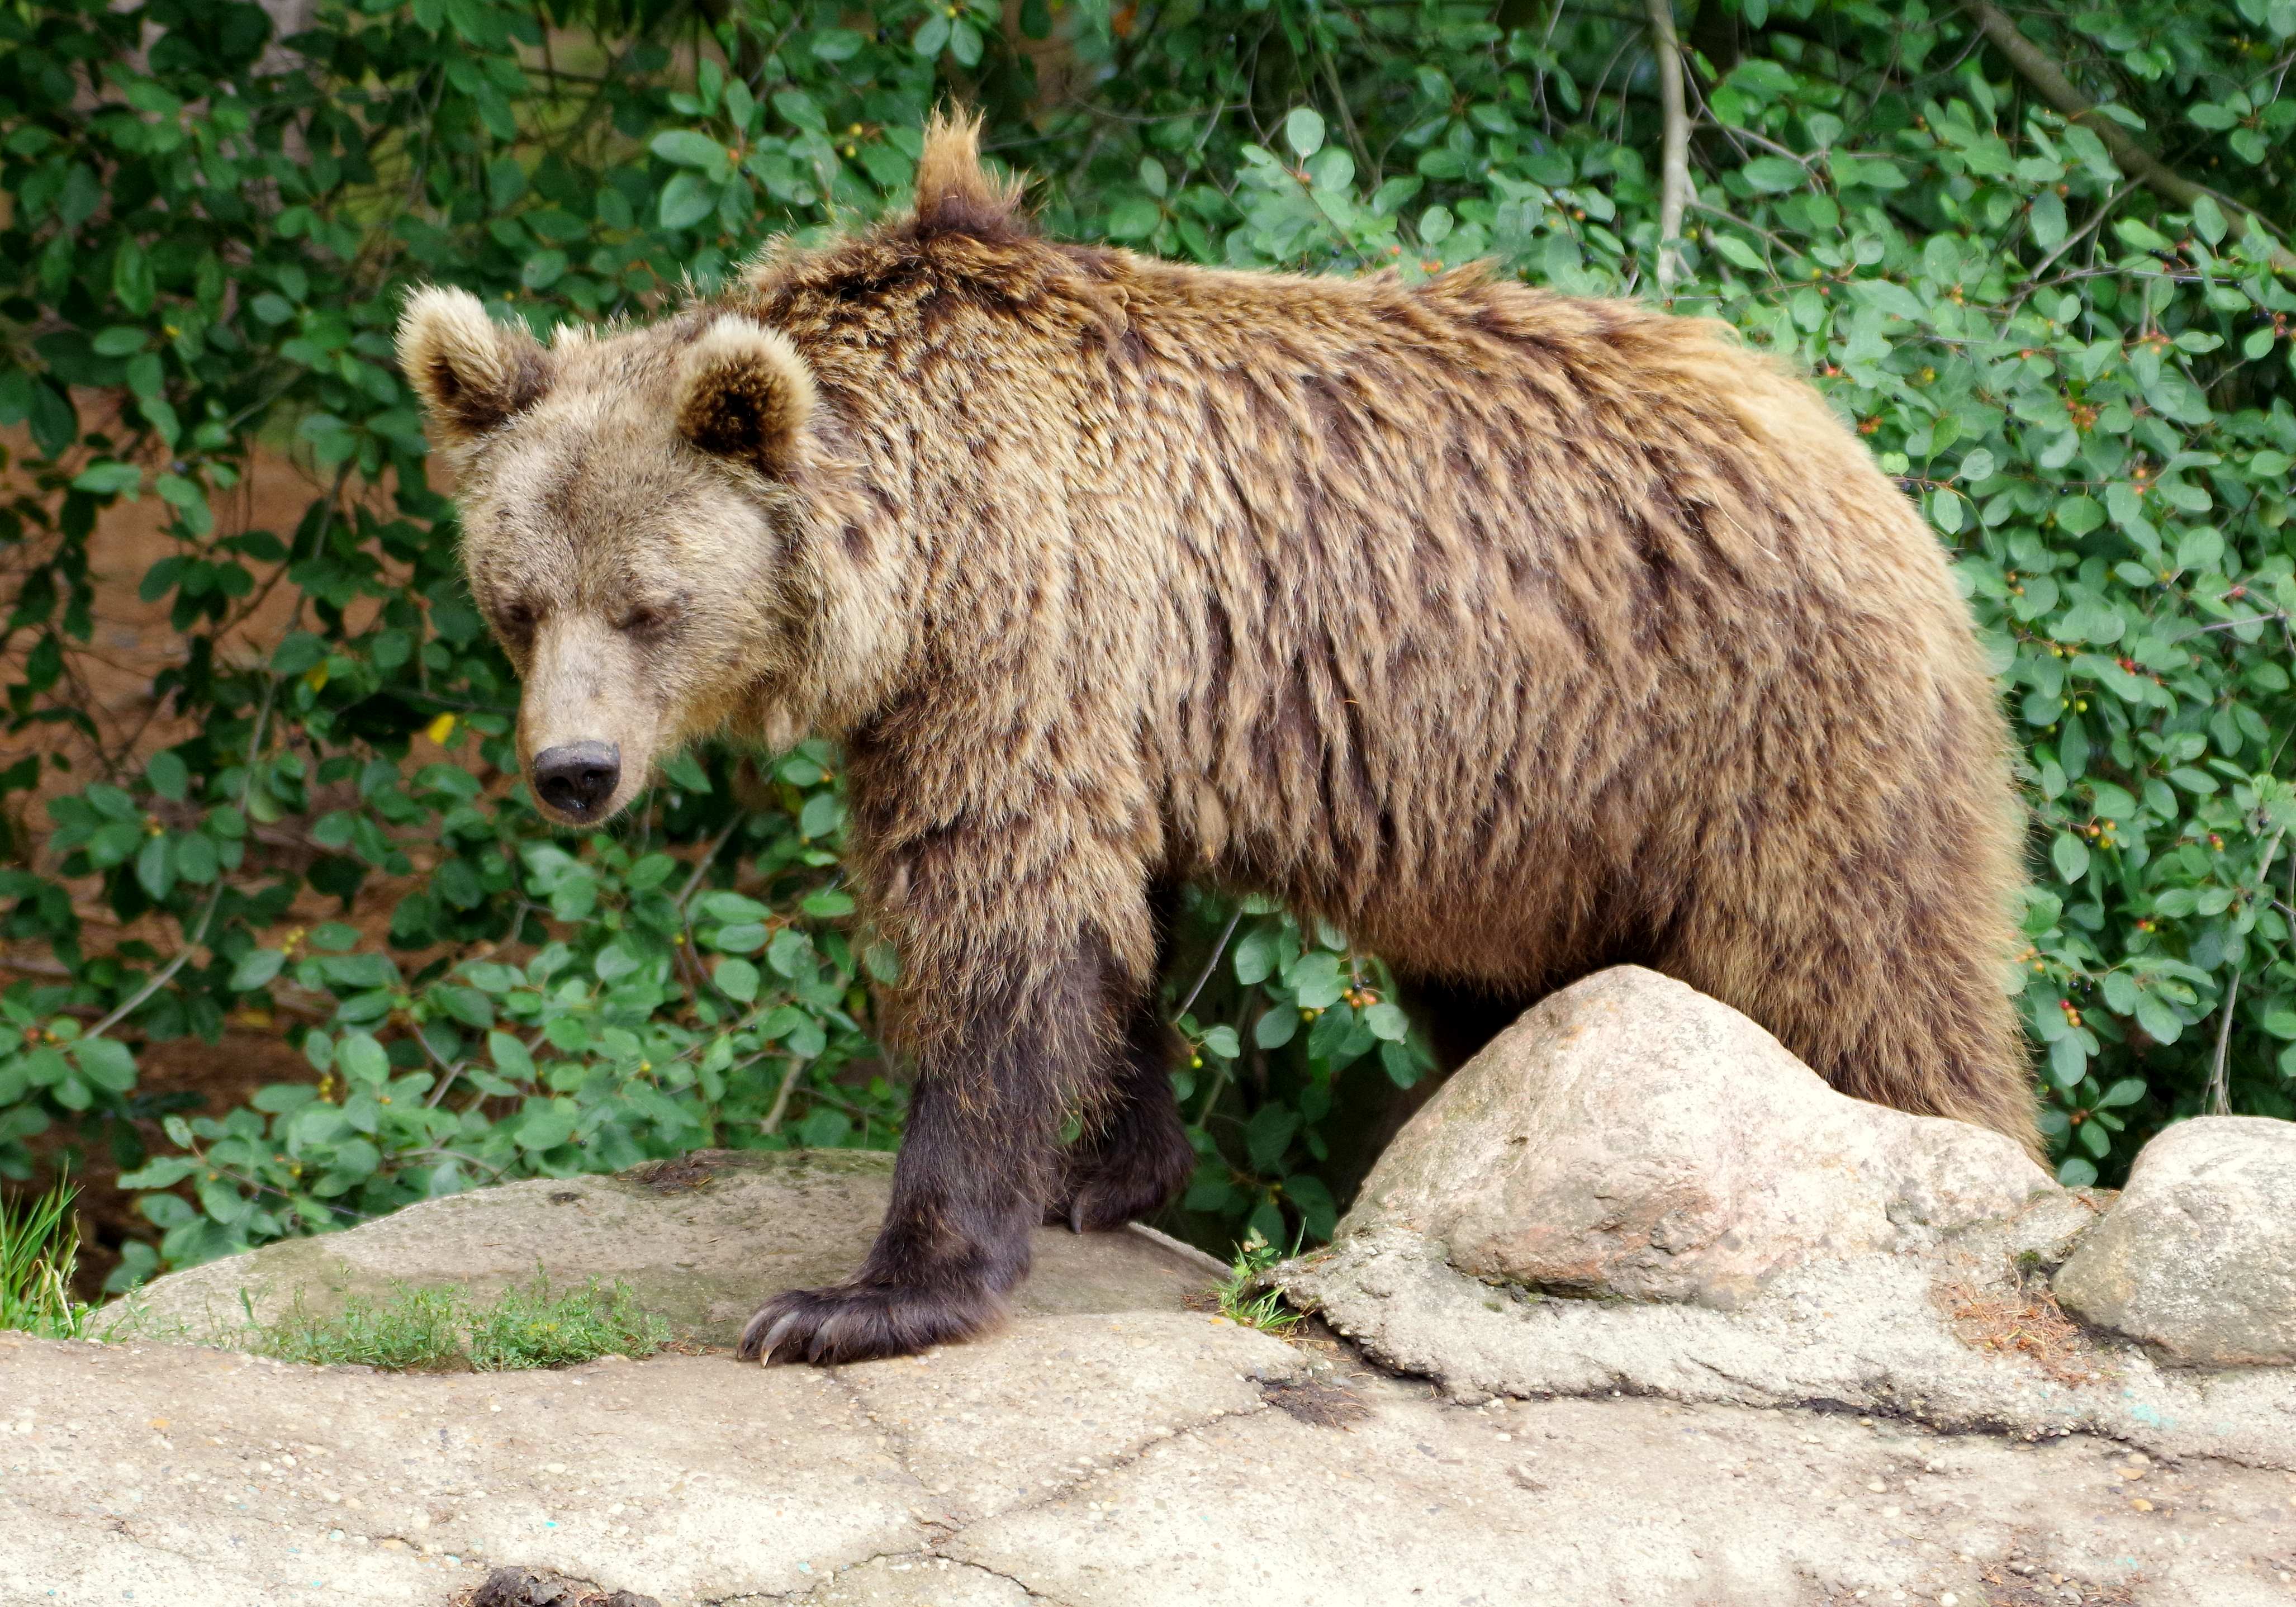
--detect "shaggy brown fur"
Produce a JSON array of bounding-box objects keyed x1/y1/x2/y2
[{"x1": 398, "y1": 113, "x2": 2036, "y2": 1366}]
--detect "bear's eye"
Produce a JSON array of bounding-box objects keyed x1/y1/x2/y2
[
  {"x1": 615, "y1": 597, "x2": 685, "y2": 637},
  {"x1": 494, "y1": 599, "x2": 539, "y2": 643}
]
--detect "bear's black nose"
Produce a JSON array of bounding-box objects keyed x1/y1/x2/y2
[{"x1": 532, "y1": 742, "x2": 621, "y2": 818}]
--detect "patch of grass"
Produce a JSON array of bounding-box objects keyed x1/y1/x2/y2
[
  {"x1": 256, "y1": 1274, "x2": 667, "y2": 1371},
  {"x1": 1216, "y1": 1229, "x2": 1304, "y2": 1337},
  {"x1": 1, "y1": 1178, "x2": 94, "y2": 1339},
  {"x1": 464, "y1": 1277, "x2": 667, "y2": 1371},
  {"x1": 262, "y1": 1284, "x2": 465, "y2": 1369}
]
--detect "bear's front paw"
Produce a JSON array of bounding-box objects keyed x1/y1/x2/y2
[{"x1": 737, "y1": 1278, "x2": 1005, "y2": 1366}]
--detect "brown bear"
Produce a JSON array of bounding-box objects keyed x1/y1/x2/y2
[{"x1": 396, "y1": 112, "x2": 2035, "y2": 1366}]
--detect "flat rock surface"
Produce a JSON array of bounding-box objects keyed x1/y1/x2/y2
[
  {"x1": 2054, "y1": 1116, "x2": 2296, "y2": 1366},
  {"x1": 6, "y1": 1326, "x2": 2296, "y2": 1606},
  {"x1": 18, "y1": 1093, "x2": 2296, "y2": 1604},
  {"x1": 102, "y1": 1149, "x2": 1223, "y2": 1349}
]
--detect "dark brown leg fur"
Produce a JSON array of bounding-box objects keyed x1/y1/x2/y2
[
  {"x1": 1047, "y1": 883, "x2": 1193, "y2": 1234},
  {"x1": 738, "y1": 932, "x2": 1131, "y2": 1365},
  {"x1": 1049, "y1": 999, "x2": 1197, "y2": 1233}
]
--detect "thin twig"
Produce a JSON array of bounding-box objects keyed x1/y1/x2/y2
[
  {"x1": 2207, "y1": 966, "x2": 2241, "y2": 1117},
  {"x1": 1173, "y1": 908, "x2": 1245, "y2": 1023},
  {"x1": 2006, "y1": 180, "x2": 2137, "y2": 314},
  {"x1": 2210, "y1": 824, "x2": 2286, "y2": 1114},
  {"x1": 86, "y1": 677, "x2": 277, "y2": 1040},
  {"x1": 1647, "y1": 0, "x2": 1692, "y2": 293},
  {"x1": 675, "y1": 817, "x2": 746, "y2": 912},
  {"x1": 758, "y1": 1056, "x2": 808, "y2": 1137}
]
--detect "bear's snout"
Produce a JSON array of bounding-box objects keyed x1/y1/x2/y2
[{"x1": 532, "y1": 741, "x2": 622, "y2": 819}]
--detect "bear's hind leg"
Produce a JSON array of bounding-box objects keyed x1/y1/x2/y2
[{"x1": 1050, "y1": 999, "x2": 1197, "y2": 1234}]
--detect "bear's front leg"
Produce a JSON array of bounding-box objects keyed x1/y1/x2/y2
[{"x1": 737, "y1": 930, "x2": 1131, "y2": 1365}]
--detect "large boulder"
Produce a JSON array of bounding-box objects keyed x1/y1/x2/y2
[
  {"x1": 2052, "y1": 1115, "x2": 2296, "y2": 1366},
  {"x1": 103, "y1": 1148, "x2": 1223, "y2": 1349},
  {"x1": 1341, "y1": 965, "x2": 2055, "y2": 1307},
  {"x1": 1274, "y1": 966, "x2": 2296, "y2": 1468}
]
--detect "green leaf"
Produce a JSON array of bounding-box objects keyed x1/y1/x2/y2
[
  {"x1": 660, "y1": 750, "x2": 712, "y2": 793},
  {"x1": 1743, "y1": 155, "x2": 1806, "y2": 192},
  {"x1": 516, "y1": 1104, "x2": 576, "y2": 1151},
  {"x1": 2051, "y1": 832, "x2": 2091, "y2": 883},
  {"x1": 338, "y1": 1032, "x2": 390, "y2": 1084},
  {"x1": 659, "y1": 173, "x2": 719, "y2": 231},
  {"x1": 651, "y1": 130, "x2": 727, "y2": 170},
  {"x1": 1246, "y1": 1102, "x2": 1299, "y2": 1170},
  {"x1": 2048, "y1": 1032, "x2": 2086, "y2": 1088},
  {"x1": 798, "y1": 791, "x2": 841, "y2": 840},
  {"x1": 773, "y1": 89, "x2": 826, "y2": 132},
  {"x1": 1107, "y1": 197, "x2": 1161, "y2": 240},
  {"x1": 488, "y1": 1031, "x2": 536, "y2": 1082},
  {"x1": 712, "y1": 921, "x2": 769, "y2": 954},
  {"x1": 1288, "y1": 952, "x2": 1345, "y2": 1010},
  {"x1": 1284, "y1": 108, "x2": 1326, "y2": 160},
  {"x1": 715, "y1": 957, "x2": 760, "y2": 1003},
  {"x1": 766, "y1": 926, "x2": 812, "y2": 978},
  {"x1": 2055, "y1": 495, "x2": 2104, "y2": 535},
  {"x1": 230, "y1": 949, "x2": 287, "y2": 992},
  {"x1": 72, "y1": 461, "x2": 143, "y2": 497},
  {"x1": 72, "y1": 1036, "x2": 137, "y2": 1094},
  {"x1": 117, "y1": 1156, "x2": 199, "y2": 1189},
  {"x1": 113, "y1": 239, "x2": 155, "y2": 315},
  {"x1": 2030, "y1": 189, "x2": 2067, "y2": 250},
  {"x1": 2132, "y1": 993, "x2": 2184, "y2": 1046},
  {"x1": 135, "y1": 833, "x2": 174, "y2": 900},
  {"x1": 1254, "y1": 1006, "x2": 1298, "y2": 1050}
]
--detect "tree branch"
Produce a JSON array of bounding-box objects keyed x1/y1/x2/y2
[
  {"x1": 1964, "y1": 0, "x2": 2296, "y2": 274},
  {"x1": 1648, "y1": 0, "x2": 1692, "y2": 293}
]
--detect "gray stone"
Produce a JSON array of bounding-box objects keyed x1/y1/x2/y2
[
  {"x1": 1272, "y1": 968, "x2": 2296, "y2": 1468},
  {"x1": 1275, "y1": 1216, "x2": 2296, "y2": 1470},
  {"x1": 11, "y1": 1118, "x2": 2296, "y2": 1606},
  {"x1": 7, "y1": 1327, "x2": 2295, "y2": 1606},
  {"x1": 1341, "y1": 966, "x2": 2057, "y2": 1307},
  {"x1": 2054, "y1": 1115, "x2": 2296, "y2": 1366},
  {"x1": 100, "y1": 1148, "x2": 1225, "y2": 1350}
]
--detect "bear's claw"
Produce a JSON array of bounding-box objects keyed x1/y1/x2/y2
[{"x1": 737, "y1": 1278, "x2": 1005, "y2": 1366}]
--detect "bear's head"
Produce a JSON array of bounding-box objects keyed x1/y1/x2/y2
[{"x1": 394, "y1": 290, "x2": 830, "y2": 827}]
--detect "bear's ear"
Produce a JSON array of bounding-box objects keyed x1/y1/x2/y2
[
  {"x1": 675, "y1": 316, "x2": 818, "y2": 480},
  {"x1": 396, "y1": 286, "x2": 549, "y2": 445}
]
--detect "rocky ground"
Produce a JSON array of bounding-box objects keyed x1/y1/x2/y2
[{"x1": 6, "y1": 970, "x2": 2296, "y2": 1606}]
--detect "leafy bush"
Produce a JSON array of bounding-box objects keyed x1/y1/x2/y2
[{"x1": 4, "y1": 0, "x2": 2294, "y2": 1285}]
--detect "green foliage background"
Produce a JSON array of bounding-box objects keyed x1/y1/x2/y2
[{"x1": 4, "y1": 0, "x2": 2295, "y2": 1286}]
